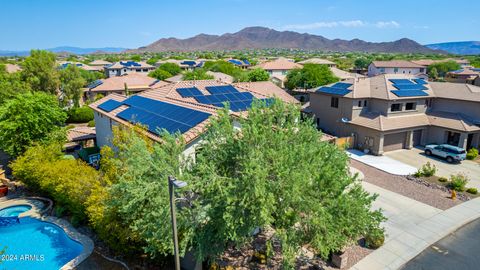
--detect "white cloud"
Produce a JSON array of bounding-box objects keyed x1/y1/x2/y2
[
  {"x1": 283, "y1": 20, "x2": 401, "y2": 30},
  {"x1": 374, "y1": 21, "x2": 401, "y2": 29},
  {"x1": 414, "y1": 25, "x2": 430, "y2": 29}
]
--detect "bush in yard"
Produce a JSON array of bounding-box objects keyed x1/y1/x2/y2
[
  {"x1": 466, "y1": 148, "x2": 478, "y2": 160},
  {"x1": 466, "y1": 188, "x2": 478, "y2": 194},
  {"x1": 414, "y1": 162, "x2": 437, "y2": 177},
  {"x1": 88, "y1": 120, "x2": 95, "y2": 127},
  {"x1": 11, "y1": 140, "x2": 101, "y2": 223},
  {"x1": 365, "y1": 228, "x2": 385, "y2": 249},
  {"x1": 438, "y1": 177, "x2": 448, "y2": 183},
  {"x1": 67, "y1": 106, "x2": 94, "y2": 123},
  {"x1": 448, "y1": 173, "x2": 469, "y2": 192}
]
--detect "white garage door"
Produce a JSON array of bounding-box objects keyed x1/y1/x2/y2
[{"x1": 384, "y1": 132, "x2": 406, "y2": 152}]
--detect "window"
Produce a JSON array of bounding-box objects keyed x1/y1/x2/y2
[
  {"x1": 394, "y1": 67, "x2": 399, "y2": 73},
  {"x1": 391, "y1": 103, "x2": 402, "y2": 112},
  {"x1": 358, "y1": 100, "x2": 362, "y2": 107},
  {"x1": 316, "y1": 118, "x2": 320, "y2": 127},
  {"x1": 405, "y1": 102, "x2": 416, "y2": 110},
  {"x1": 420, "y1": 68, "x2": 425, "y2": 73},
  {"x1": 380, "y1": 68, "x2": 385, "y2": 73},
  {"x1": 364, "y1": 100, "x2": 368, "y2": 107},
  {"x1": 425, "y1": 99, "x2": 432, "y2": 108},
  {"x1": 331, "y1": 97, "x2": 339, "y2": 108}
]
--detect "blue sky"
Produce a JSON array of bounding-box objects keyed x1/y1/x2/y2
[{"x1": 2, "y1": 0, "x2": 479, "y2": 50}]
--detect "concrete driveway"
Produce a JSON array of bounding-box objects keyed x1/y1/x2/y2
[
  {"x1": 385, "y1": 147, "x2": 480, "y2": 189},
  {"x1": 347, "y1": 149, "x2": 417, "y2": 175}
]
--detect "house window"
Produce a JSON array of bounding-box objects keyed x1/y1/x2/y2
[
  {"x1": 316, "y1": 117, "x2": 320, "y2": 128},
  {"x1": 364, "y1": 100, "x2": 368, "y2": 107},
  {"x1": 380, "y1": 68, "x2": 385, "y2": 73},
  {"x1": 425, "y1": 99, "x2": 432, "y2": 108},
  {"x1": 420, "y1": 68, "x2": 425, "y2": 73},
  {"x1": 405, "y1": 102, "x2": 416, "y2": 110},
  {"x1": 358, "y1": 100, "x2": 362, "y2": 107},
  {"x1": 394, "y1": 68, "x2": 399, "y2": 73},
  {"x1": 331, "y1": 97, "x2": 339, "y2": 108},
  {"x1": 391, "y1": 103, "x2": 402, "y2": 112}
]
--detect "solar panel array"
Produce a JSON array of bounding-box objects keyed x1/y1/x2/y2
[
  {"x1": 117, "y1": 96, "x2": 211, "y2": 135},
  {"x1": 205, "y1": 85, "x2": 239, "y2": 95},
  {"x1": 88, "y1": 79, "x2": 103, "y2": 89},
  {"x1": 176, "y1": 87, "x2": 204, "y2": 98},
  {"x1": 391, "y1": 90, "x2": 429, "y2": 97},
  {"x1": 98, "y1": 99, "x2": 123, "y2": 112},
  {"x1": 120, "y1": 61, "x2": 141, "y2": 67},
  {"x1": 181, "y1": 61, "x2": 196, "y2": 66},
  {"x1": 389, "y1": 78, "x2": 429, "y2": 97},
  {"x1": 228, "y1": 59, "x2": 243, "y2": 66},
  {"x1": 316, "y1": 82, "x2": 353, "y2": 96}
]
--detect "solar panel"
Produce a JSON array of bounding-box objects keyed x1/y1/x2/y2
[
  {"x1": 316, "y1": 87, "x2": 351, "y2": 96},
  {"x1": 413, "y1": 79, "x2": 427, "y2": 85},
  {"x1": 120, "y1": 61, "x2": 141, "y2": 67},
  {"x1": 243, "y1": 60, "x2": 250, "y2": 65},
  {"x1": 391, "y1": 90, "x2": 428, "y2": 97},
  {"x1": 98, "y1": 99, "x2": 123, "y2": 112},
  {"x1": 228, "y1": 59, "x2": 243, "y2": 66},
  {"x1": 176, "y1": 87, "x2": 204, "y2": 98},
  {"x1": 88, "y1": 79, "x2": 103, "y2": 89},
  {"x1": 389, "y1": 79, "x2": 414, "y2": 85},
  {"x1": 331, "y1": 82, "x2": 352, "y2": 89},
  {"x1": 117, "y1": 96, "x2": 211, "y2": 135},
  {"x1": 205, "y1": 85, "x2": 239, "y2": 95},
  {"x1": 393, "y1": 84, "x2": 428, "y2": 90},
  {"x1": 181, "y1": 61, "x2": 196, "y2": 66}
]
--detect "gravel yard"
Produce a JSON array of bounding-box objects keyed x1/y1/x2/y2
[{"x1": 351, "y1": 159, "x2": 459, "y2": 210}]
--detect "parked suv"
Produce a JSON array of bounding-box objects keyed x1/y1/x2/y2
[{"x1": 424, "y1": 144, "x2": 467, "y2": 163}]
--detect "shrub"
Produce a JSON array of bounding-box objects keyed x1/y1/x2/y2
[
  {"x1": 67, "y1": 106, "x2": 94, "y2": 123},
  {"x1": 365, "y1": 228, "x2": 385, "y2": 249},
  {"x1": 438, "y1": 177, "x2": 448, "y2": 183},
  {"x1": 414, "y1": 162, "x2": 437, "y2": 177},
  {"x1": 88, "y1": 120, "x2": 95, "y2": 127},
  {"x1": 448, "y1": 173, "x2": 469, "y2": 192},
  {"x1": 467, "y1": 188, "x2": 478, "y2": 194},
  {"x1": 466, "y1": 148, "x2": 479, "y2": 160}
]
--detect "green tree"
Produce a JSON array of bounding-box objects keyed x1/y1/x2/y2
[
  {"x1": 285, "y1": 64, "x2": 339, "y2": 90},
  {"x1": 79, "y1": 69, "x2": 104, "y2": 85},
  {"x1": 148, "y1": 69, "x2": 172, "y2": 80},
  {"x1": 21, "y1": 50, "x2": 60, "y2": 94},
  {"x1": 354, "y1": 58, "x2": 371, "y2": 69},
  {"x1": 146, "y1": 57, "x2": 159, "y2": 65},
  {"x1": 130, "y1": 55, "x2": 142, "y2": 62},
  {"x1": 158, "y1": 63, "x2": 182, "y2": 76},
  {"x1": 60, "y1": 64, "x2": 86, "y2": 107},
  {"x1": 183, "y1": 68, "x2": 214, "y2": 80},
  {"x1": 0, "y1": 92, "x2": 67, "y2": 156},
  {"x1": 96, "y1": 100, "x2": 384, "y2": 266},
  {"x1": 0, "y1": 70, "x2": 31, "y2": 105},
  {"x1": 246, "y1": 68, "x2": 270, "y2": 82},
  {"x1": 429, "y1": 67, "x2": 439, "y2": 80},
  {"x1": 427, "y1": 61, "x2": 461, "y2": 77}
]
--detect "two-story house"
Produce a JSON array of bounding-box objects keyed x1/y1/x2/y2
[
  {"x1": 308, "y1": 74, "x2": 480, "y2": 155},
  {"x1": 256, "y1": 58, "x2": 302, "y2": 87},
  {"x1": 104, "y1": 61, "x2": 155, "y2": 78},
  {"x1": 368, "y1": 60, "x2": 427, "y2": 78}
]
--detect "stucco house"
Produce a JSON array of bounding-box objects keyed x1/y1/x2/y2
[
  {"x1": 298, "y1": 58, "x2": 337, "y2": 68},
  {"x1": 105, "y1": 61, "x2": 155, "y2": 78},
  {"x1": 368, "y1": 60, "x2": 427, "y2": 78},
  {"x1": 255, "y1": 58, "x2": 302, "y2": 88},
  {"x1": 446, "y1": 68, "x2": 480, "y2": 85},
  {"x1": 307, "y1": 74, "x2": 480, "y2": 155},
  {"x1": 89, "y1": 80, "x2": 298, "y2": 159}
]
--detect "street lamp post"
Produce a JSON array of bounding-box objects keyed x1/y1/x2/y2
[{"x1": 168, "y1": 176, "x2": 187, "y2": 270}]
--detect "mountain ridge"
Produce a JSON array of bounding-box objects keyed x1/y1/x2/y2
[
  {"x1": 131, "y1": 26, "x2": 442, "y2": 54},
  {"x1": 0, "y1": 46, "x2": 126, "y2": 56},
  {"x1": 425, "y1": 41, "x2": 480, "y2": 55}
]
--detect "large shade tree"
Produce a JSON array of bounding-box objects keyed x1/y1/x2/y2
[
  {"x1": 0, "y1": 92, "x2": 67, "y2": 156},
  {"x1": 94, "y1": 100, "x2": 384, "y2": 267},
  {"x1": 285, "y1": 64, "x2": 339, "y2": 90},
  {"x1": 60, "y1": 64, "x2": 86, "y2": 107},
  {"x1": 21, "y1": 50, "x2": 60, "y2": 94}
]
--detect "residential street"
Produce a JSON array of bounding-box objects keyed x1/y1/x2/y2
[{"x1": 401, "y1": 218, "x2": 480, "y2": 270}]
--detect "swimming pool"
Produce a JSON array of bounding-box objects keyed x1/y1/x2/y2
[
  {"x1": 0, "y1": 217, "x2": 84, "y2": 270},
  {"x1": 0, "y1": 204, "x2": 32, "y2": 217}
]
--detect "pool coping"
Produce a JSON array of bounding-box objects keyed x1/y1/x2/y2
[{"x1": 0, "y1": 198, "x2": 94, "y2": 270}]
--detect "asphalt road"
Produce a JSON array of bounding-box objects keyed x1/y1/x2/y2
[{"x1": 401, "y1": 218, "x2": 480, "y2": 270}]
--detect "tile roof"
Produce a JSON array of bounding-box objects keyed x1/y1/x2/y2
[
  {"x1": 371, "y1": 60, "x2": 425, "y2": 68},
  {"x1": 90, "y1": 73, "x2": 168, "y2": 92},
  {"x1": 89, "y1": 60, "x2": 112, "y2": 66},
  {"x1": 5, "y1": 63, "x2": 21, "y2": 73},
  {"x1": 256, "y1": 57, "x2": 302, "y2": 70},
  {"x1": 427, "y1": 111, "x2": 480, "y2": 132},
  {"x1": 298, "y1": 58, "x2": 336, "y2": 65},
  {"x1": 330, "y1": 67, "x2": 365, "y2": 80},
  {"x1": 90, "y1": 80, "x2": 299, "y2": 144},
  {"x1": 429, "y1": 81, "x2": 480, "y2": 102},
  {"x1": 67, "y1": 127, "x2": 96, "y2": 142}
]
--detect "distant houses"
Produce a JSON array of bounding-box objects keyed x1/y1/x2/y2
[
  {"x1": 87, "y1": 73, "x2": 169, "y2": 98},
  {"x1": 446, "y1": 68, "x2": 480, "y2": 86},
  {"x1": 255, "y1": 58, "x2": 302, "y2": 87},
  {"x1": 104, "y1": 61, "x2": 155, "y2": 78},
  {"x1": 368, "y1": 60, "x2": 427, "y2": 78}
]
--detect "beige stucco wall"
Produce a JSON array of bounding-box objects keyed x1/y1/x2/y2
[
  {"x1": 432, "y1": 98, "x2": 480, "y2": 121},
  {"x1": 310, "y1": 93, "x2": 352, "y2": 136}
]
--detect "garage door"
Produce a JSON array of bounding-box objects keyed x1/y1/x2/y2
[
  {"x1": 384, "y1": 132, "x2": 406, "y2": 152},
  {"x1": 413, "y1": 130, "x2": 423, "y2": 146}
]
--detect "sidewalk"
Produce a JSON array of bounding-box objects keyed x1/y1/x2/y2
[
  {"x1": 352, "y1": 196, "x2": 480, "y2": 270},
  {"x1": 347, "y1": 149, "x2": 417, "y2": 176}
]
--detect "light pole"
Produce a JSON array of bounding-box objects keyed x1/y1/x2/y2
[{"x1": 168, "y1": 175, "x2": 187, "y2": 270}]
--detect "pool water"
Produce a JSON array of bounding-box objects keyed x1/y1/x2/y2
[
  {"x1": 0, "y1": 217, "x2": 83, "y2": 270},
  {"x1": 0, "y1": 205, "x2": 32, "y2": 217}
]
